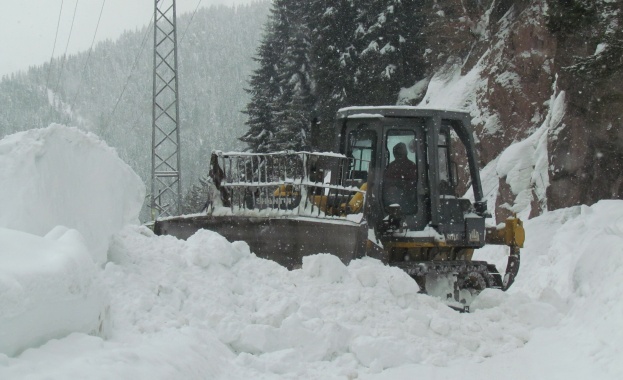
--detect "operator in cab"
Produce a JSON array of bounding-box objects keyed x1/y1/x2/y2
[
  {"x1": 383, "y1": 142, "x2": 418, "y2": 214},
  {"x1": 385, "y1": 142, "x2": 417, "y2": 181}
]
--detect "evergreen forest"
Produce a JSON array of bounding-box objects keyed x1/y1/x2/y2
[{"x1": 241, "y1": 0, "x2": 426, "y2": 153}]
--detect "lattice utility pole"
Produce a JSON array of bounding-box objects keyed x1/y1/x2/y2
[{"x1": 151, "y1": 0, "x2": 182, "y2": 219}]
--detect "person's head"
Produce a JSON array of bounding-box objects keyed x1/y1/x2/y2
[{"x1": 393, "y1": 142, "x2": 407, "y2": 159}]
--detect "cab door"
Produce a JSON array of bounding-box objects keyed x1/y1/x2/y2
[{"x1": 381, "y1": 120, "x2": 428, "y2": 231}]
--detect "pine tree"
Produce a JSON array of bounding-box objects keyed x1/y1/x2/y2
[
  {"x1": 351, "y1": 0, "x2": 422, "y2": 105},
  {"x1": 240, "y1": 22, "x2": 282, "y2": 152},
  {"x1": 241, "y1": 0, "x2": 427, "y2": 152},
  {"x1": 309, "y1": 0, "x2": 358, "y2": 147},
  {"x1": 270, "y1": 0, "x2": 315, "y2": 151}
]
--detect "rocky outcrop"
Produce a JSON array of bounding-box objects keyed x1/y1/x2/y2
[{"x1": 412, "y1": 0, "x2": 623, "y2": 220}]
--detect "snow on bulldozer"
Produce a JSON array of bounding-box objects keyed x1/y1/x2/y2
[{"x1": 154, "y1": 106, "x2": 524, "y2": 311}]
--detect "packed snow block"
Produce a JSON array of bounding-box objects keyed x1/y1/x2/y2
[
  {"x1": 302, "y1": 254, "x2": 349, "y2": 283},
  {"x1": 185, "y1": 229, "x2": 248, "y2": 268},
  {"x1": 350, "y1": 336, "x2": 419, "y2": 371},
  {"x1": 0, "y1": 125, "x2": 145, "y2": 263},
  {"x1": 0, "y1": 227, "x2": 108, "y2": 357}
]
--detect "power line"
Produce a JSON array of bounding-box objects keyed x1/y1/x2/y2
[
  {"x1": 179, "y1": 0, "x2": 203, "y2": 44},
  {"x1": 55, "y1": 0, "x2": 80, "y2": 94},
  {"x1": 71, "y1": 0, "x2": 106, "y2": 105},
  {"x1": 72, "y1": 0, "x2": 200, "y2": 117},
  {"x1": 105, "y1": 17, "x2": 154, "y2": 130},
  {"x1": 45, "y1": 0, "x2": 65, "y2": 90}
]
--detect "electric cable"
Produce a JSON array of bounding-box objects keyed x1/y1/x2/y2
[
  {"x1": 105, "y1": 17, "x2": 154, "y2": 129},
  {"x1": 55, "y1": 0, "x2": 79, "y2": 94},
  {"x1": 179, "y1": 0, "x2": 203, "y2": 44},
  {"x1": 71, "y1": 0, "x2": 106, "y2": 105},
  {"x1": 45, "y1": 0, "x2": 65, "y2": 90}
]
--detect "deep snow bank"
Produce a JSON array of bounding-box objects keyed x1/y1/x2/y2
[
  {"x1": 1, "y1": 201, "x2": 622, "y2": 378},
  {"x1": 0, "y1": 125, "x2": 144, "y2": 357},
  {"x1": 0, "y1": 124, "x2": 145, "y2": 263},
  {"x1": 0, "y1": 227, "x2": 108, "y2": 356},
  {"x1": 92, "y1": 226, "x2": 562, "y2": 378}
]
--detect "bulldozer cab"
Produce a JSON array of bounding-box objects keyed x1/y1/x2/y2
[{"x1": 335, "y1": 107, "x2": 488, "y2": 241}]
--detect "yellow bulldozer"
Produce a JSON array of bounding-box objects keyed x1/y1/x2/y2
[{"x1": 154, "y1": 106, "x2": 524, "y2": 311}]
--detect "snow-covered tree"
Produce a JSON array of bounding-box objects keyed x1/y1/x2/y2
[{"x1": 242, "y1": 0, "x2": 426, "y2": 152}]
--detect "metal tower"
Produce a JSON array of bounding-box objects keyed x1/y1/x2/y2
[{"x1": 151, "y1": 0, "x2": 182, "y2": 219}]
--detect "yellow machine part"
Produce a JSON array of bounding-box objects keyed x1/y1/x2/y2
[
  {"x1": 371, "y1": 217, "x2": 525, "y2": 263},
  {"x1": 346, "y1": 183, "x2": 367, "y2": 213},
  {"x1": 485, "y1": 217, "x2": 525, "y2": 248},
  {"x1": 310, "y1": 183, "x2": 367, "y2": 215},
  {"x1": 273, "y1": 184, "x2": 299, "y2": 197}
]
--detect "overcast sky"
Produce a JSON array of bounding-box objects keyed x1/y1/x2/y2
[{"x1": 0, "y1": 0, "x2": 258, "y2": 78}]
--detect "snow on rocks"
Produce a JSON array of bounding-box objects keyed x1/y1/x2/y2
[{"x1": 0, "y1": 124, "x2": 145, "y2": 264}]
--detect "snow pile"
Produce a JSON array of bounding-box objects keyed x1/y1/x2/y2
[
  {"x1": 0, "y1": 124, "x2": 145, "y2": 263},
  {"x1": 0, "y1": 227, "x2": 108, "y2": 356},
  {"x1": 471, "y1": 201, "x2": 623, "y2": 379},
  {"x1": 21, "y1": 226, "x2": 557, "y2": 378},
  {"x1": 0, "y1": 125, "x2": 144, "y2": 357},
  {"x1": 4, "y1": 201, "x2": 622, "y2": 379},
  {"x1": 514, "y1": 201, "x2": 623, "y2": 359}
]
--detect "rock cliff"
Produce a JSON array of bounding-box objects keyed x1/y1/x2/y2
[{"x1": 408, "y1": 0, "x2": 622, "y2": 220}]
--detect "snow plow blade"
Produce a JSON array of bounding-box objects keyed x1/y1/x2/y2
[{"x1": 153, "y1": 215, "x2": 368, "y2": 269}]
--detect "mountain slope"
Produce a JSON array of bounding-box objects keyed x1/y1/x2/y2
[{"x1": 0, "y1": 3, "x2": 270, "y2": 220}]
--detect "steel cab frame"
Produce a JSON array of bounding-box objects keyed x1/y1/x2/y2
[{"x1": 333, "y1": 106, "x2": 489, "y2": 249}]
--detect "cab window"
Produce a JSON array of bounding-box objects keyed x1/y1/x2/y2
[
  {"x1": 386, "y1": 130, "x2": 416, "y2": 165},
  {"x1": 347, "y1": 127, "x2": 376, "y2": 181},
  {"x1": 383, "y1": 129, "x2": 418, "y2": 214}
]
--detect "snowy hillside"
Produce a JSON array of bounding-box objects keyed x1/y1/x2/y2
[
  {"x1": 1, "y1": 126, "x2": 621, "y2": 379},
  {"x1": 0, "y1": 2, "x2": 271, "y2": 222}
]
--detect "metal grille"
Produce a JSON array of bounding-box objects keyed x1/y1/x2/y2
[
  {"x1": 210, "y1": 151, "x2": 369, "y2": 220},
  {"x1": 151, "y1": 0, "x2": 182, "y2": 218}
]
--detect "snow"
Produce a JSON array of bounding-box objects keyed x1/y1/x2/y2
[
  {"x1": 0, "y1": 124, "x2": 144, "y2": 358},
  {"x1": 0, "y1": 126, "x2": 622, "y2": 379},
  {"x1": 346, "y1": 113, "x2": 385, "y2": 119},
  {"x1": 0, "y1": 124, "x2": 145, "y2": 264},
  {"x1": 397, "y1": 77, "x2": 429, "y2": 105},
  {"x1": 417, "y1": 59, "x2": 483, "y2": 112},
  {"x1": 0, "y1": 227, "x2": 108, "y2": 357},
  {"x1": 339, "y1": 105, "x2": 468, "y2": 114},
  {"x1": 480, "y1": 83, "x2": 564, "y2": 219}
]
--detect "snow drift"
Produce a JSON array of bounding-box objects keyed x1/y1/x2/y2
[
  {"x1": 0, "y1": 124, "x2": 145, "y2": 263},
  {"x1": 0, "y1": 125, "x2": 144, "y2": 357},
  {"x1": 3, "y1": 200, "x2": 620, "y2": 379},
  {"x1": 0, "y1": 227, "x2": 108, "y2": 356}
]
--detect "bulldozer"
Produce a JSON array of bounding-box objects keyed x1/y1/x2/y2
[{"x1": 154, "y1": 106, "x2": 524, "y2": 311}]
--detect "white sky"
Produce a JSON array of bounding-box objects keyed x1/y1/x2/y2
[{"x1": 0, "y1": 0, "x2": 258, "y2": 78}]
